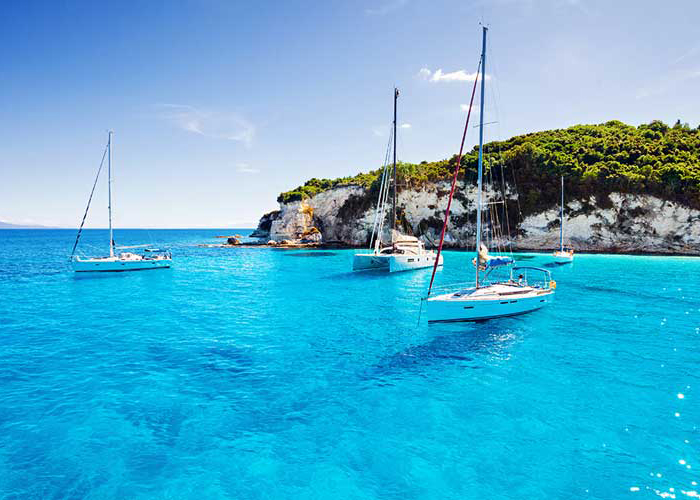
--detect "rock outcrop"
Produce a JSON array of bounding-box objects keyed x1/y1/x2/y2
[
  {"x1": 250, "y1": 210, "x2": 280, "y2": 239},
  {"x1": 253, "y1": 184, "x2": 700, "y2": 254}
]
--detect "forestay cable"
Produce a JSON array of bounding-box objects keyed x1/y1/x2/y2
[
  {"x1": 69, "y1": 143, "x2": 109, "y2": 259},
  {"x1": 426, "y1": 58, "x2": 481, "y2": 297}
]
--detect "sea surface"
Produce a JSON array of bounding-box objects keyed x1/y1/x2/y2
[{"x1": 1, "y1": 229, "x2": 699, "y2": 499}]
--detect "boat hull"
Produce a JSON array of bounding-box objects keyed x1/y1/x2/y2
[
  {"x1": 352, "y1": 253, "x2": 390, "y2": 271},
  {"x1": 388, "y1": 253, "x2": 443, "y2": 272},
  {"x1": 353, "y1": 252, "x2": 443, "y2": 273},
  {"x1": 553, "y1": 252, "x2": 574, "y2": 264},
  {"x1": 72, "y1": 258, "x2": 171, "y2": 272},
  {"x1": 427, "y1": 288, "x2": 554, "y2": 323}
]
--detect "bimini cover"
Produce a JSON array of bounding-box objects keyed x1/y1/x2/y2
[
  {"x1": 476, "y1": 243, "x2": 514, "y2": 269},
  {"x1": 485, "y1": 256, "x2": 514, "y2": 268}
]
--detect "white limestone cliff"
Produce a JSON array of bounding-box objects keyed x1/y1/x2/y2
[{"x1": 254, "y1": 185, "x2": 700, "y2": 254}]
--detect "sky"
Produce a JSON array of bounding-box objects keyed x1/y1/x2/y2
[{"x1": 1, "y1": 0, "x2": 699, "y2": 228}]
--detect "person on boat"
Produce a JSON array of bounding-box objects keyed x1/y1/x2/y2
[{"x1": 518, "y1": 274, "x2": 524, "y2": 285}]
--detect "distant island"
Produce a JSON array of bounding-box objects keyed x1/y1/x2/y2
[
  {"x1": 0, "y1": 221, "x2": 57, "y2": 229},
  {"x1": 252, "y1": 120, "x2": 700, "y2": 254}
]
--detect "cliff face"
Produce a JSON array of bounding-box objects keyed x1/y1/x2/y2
[
  {"x1": 253, "y1": 184, "x2": 700, "y2": 254},
  {"x1": 253, "y1": 120, "x2": 700, "y2": 253}
]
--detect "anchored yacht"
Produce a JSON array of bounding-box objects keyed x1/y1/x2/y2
[
  {"x1": 553, "y1": 176, "x2": 574, "y2": 264},
  {"x1": 70, "y1": 132, "x2": 172, "y2": 272},
  {"x1": 425, "y1": 27, "x2": 555, "y2": 323},
  {"x1": 353, "y1": 231, "x2": 442, "y2": 272},
  {"x1": 353, "y1": 88, "x2": 442, "y2": 273}
]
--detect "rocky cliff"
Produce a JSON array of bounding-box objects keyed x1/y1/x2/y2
[
  {"x1": 252, "y1": 120, "x2": 700, "y2": 254},
  {"x1": 252, "y1": 183, "x2": 700, "y2": 254}
]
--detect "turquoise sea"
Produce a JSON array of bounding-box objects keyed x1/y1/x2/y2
[{"x1": 1, "y1": 229, "x2": 699, "y2": 499}]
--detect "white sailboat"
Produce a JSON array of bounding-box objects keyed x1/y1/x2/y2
[
  {"x1": 553, "y1": 175, "x2": 574, "y2": 263},
  {"x1": 353, "y1": 88, "x2": 443, "y2": 273},
  {"x1": 426, "y1": 27, "x2": 555, "y2": 323},
  {"x1": 70, "y1": 131, "x2": 172, "y2": 272}
]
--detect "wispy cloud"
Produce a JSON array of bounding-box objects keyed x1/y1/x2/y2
[
  {"x1": 417, "y1": 67, "x2": 490, "y2": 83},
  {"x1": 365, "y1": 0, "x2": 408, "y2": 15},
  {"x1": 372, "y1": 123, "x2": 410, "y2": 136},
  {"x1": 673, "y1": 45, "x2": 700, "y2": 66},
  {"x1": 636, "y1": 69, "x2": 700, "y2": 99},
  {"x1": 158, "y1": 104, "x2": 256, "y2": 147},
  {"x1": 460, "y1": 104, "x2": 480, "y2": 114},
  {"x1": 372, "y1": 125, "x2": 388, "y2": 137},
  {"x1": 475, "y1": 0, "x2": 593, "y2": 15},
  {"x1": 236, "y1": 163, "x2": 260, "y2": 174}
]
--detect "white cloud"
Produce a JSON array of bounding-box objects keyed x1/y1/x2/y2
[
  {"x1": 460, "y1": 104, "x2": 480, "y2": 114},
  {"x1": 400, "y1": 123, "x2": 411, "y2": 129},
  {"x1": 418, "y1": 68, "x2": 490, "y2": 83},
  {"x1": 365, "y1": 0, "x2": 408, "y2": 15},
  {"x1": 431, "y1": 69, "x2": 481, "y2": 82},
  {"x1": 158, "y1": 104, "x2": 256, "y2": 147},
  {"x1": 417, "y1": 67, "x2": 431, "y2": 79},
  {"x1": 236, "y1": 163, "x2": 260, "y2": 174}
]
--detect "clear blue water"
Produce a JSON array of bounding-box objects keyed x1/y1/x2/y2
[{"x1": 1, "y1": 229, "x2": 699, "y2": 499}]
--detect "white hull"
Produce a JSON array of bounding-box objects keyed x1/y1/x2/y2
[
  {"x1": 389, "y1": 252, "x2": 442, "y2": 272},
  {"x1": 353, "y1": 251, "x2": 442, "y2": 273},
  {"x1": 553, "y1": 251, "x2": 574, "y2": 264},
  {"x1": 427, "y1": 284, "x2": 554, "y2": 323},
  {"x1": 353, "y1": 253, "x2": 390, "y2": 271},
  {"x1": 72, "y1": 256, "x2": 171, "y2": 272}
]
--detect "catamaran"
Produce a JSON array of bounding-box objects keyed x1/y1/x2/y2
[
  {"x1": 424, "y1": 27, "x2": 555, "y2": 323},
  {"x1": 352, "y1": 88, "x2": 443, "y2": 273},
  {"x1": 553, "y1": 175, "x2": 574, "y2": 263},
  {"x1": 70, "y1": 132, "x2": 172, "y2": 272}
]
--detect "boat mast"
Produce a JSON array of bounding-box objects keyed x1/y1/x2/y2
[
  {"x1": 475, "y1": 26, "x2": 487, "y2": 288},
  {"x1": 392, "y1": 87, "x2": 398, "y2": 241},
  {"x1": 560, "y1": 175, "x2": 564, "y2": 252},
  {"x1": 108, "y1": 131, "x2": 114, "y2": 257}
]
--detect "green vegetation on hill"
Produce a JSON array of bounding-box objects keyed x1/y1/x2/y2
[{"x1": 277, "y1": 120, "x2": 700, "y2": 212}]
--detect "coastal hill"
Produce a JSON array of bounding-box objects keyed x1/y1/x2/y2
[{"x1": 254, "y1": 120, "x2": 700, "y2": 254}]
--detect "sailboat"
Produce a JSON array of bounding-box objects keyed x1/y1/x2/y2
[
  {"x1": 70, "y1": 131, "x2": 172, "y2": 272},
  {"x1": 352, "y1": 88, "x2": 443, "y2": 273},
  {"x1": 553, "y1": 175, "x2": 574, "y2": 263},
  {"x1": 425, "y1": 27, "x2": 555, "y2": 323}
]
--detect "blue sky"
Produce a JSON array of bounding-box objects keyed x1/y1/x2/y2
[{"x1": 1, "y1": 0, "x2": 699, "y2": 228}]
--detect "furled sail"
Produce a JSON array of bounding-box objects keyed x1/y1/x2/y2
[{"x1": 473, "y1": 243, "x2": 514, "y2": 270}]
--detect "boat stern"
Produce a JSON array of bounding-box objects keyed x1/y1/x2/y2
[{"x1": 352, "y1": 253, "x2": 390, "y2": 271}]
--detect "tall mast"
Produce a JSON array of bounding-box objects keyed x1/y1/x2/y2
[
  {"x1": 560, "y1": 175, "x2": 564, "y2": 252},
  {"x1": 475, "y1": 26, "x2": 487, "y2": 288},
  {"x1": 108, "y1": 131, "x2": 114, "y2": 257},
  {"x1": 392, "y1": 87, "x2": 398, "y2": 239}
]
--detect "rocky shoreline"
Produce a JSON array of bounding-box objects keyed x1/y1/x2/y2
[
  {"x1": 243, "y1": 183, "x2": 700, "y2": 256},
  {"x1": 204, "y1": 240, "x2": 700, "y2": 257}
]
